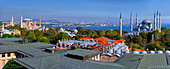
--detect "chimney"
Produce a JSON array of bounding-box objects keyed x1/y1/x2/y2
[
  {"x1": 113, "y1": 49, "x2": 115, "y2": 54},
  {"x1": 139, "y1": 56, "x2": 142, "y2": 60},
  {"x1": 58, "y1": 40, "x2": 60, "y2": 43},
  {"x1": 121, "y1": 49, "x2": 123, "y2": 55},
  {"x1": 84, "y1": 44, "x2": 86, "y2": 47},
  {"x1": 105, "y1": 46, "x2": 107, "y2": 53},
  {"x1": 64, "y1": 44, "x2": 67, "y2": 48},
  {"x1": 60, "y1": 43, "x2": 63, "y2": 48},
  {"x1": 163, "y1": 48, "x2": 165, "y2": 53},
  {"x1": 154, "y1": 48, "x2": 157, "y2": 53},
  {"x1": 147, "y1": 48, "x2": 149, "y2": 54},
  {"x1": 56, "y1": 43, "x2": 58, "y2": 47},
  {"x1": 8, "y1": 42, "x2": 10, "y2": 45},
  {"x1": 102, "y1": 46, "x2": 104, "y2": 54}
]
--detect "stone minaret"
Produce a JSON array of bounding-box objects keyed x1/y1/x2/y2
[
  {"x1": 130, "y1": 12, "x2": 133, "y2": 33},
  {"x1": 120, "y1": 13, "x2": 122, "y2": 37},
  {"x1": 136, "y1": 13, "x2": 138, "y2": 28},
  {"x1": 39, "y1": 17, "x2": 41, "y2": 27},
  {"x1": 154, "y1": 12, "x2": 156, "y2": 30},
  {"x1": 159, "y1": 12, "x2": 161, "y2": 32},
  {"x1": 20, "y1": 15, "x2": 23, "y2": 28},
  {"x1": 157, "y1": 10, "x2": 159, "y2": 30},
  {"x1": 11, "y1": 16, "x2": 14, "y2": 26},
  {"x1": 2, "y1": 23, "x2": 4, "y2": 32}
]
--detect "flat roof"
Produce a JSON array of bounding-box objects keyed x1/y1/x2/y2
[{"x1": 67, "y1": 49, "x2": 102, "y2": 58}]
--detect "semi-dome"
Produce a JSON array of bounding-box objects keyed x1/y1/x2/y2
[
  {"x1": 60, "y1": 28, "x2": 64, "y2": 31},
  {"x1": 140, "y1": 51, "x2": 147, "y2": 54},
  {"x1": 74, "y1": 29, "x2": 78, "y2": 32},
  {"x1": 148, "y1": 51, "x2": 155, "y2": 54},
  {"x1": 115, "y1": 50, "x2": 121, "y2": 54},
  {"x1": 156, "y1": 50, "x2": 163, "y2": 54},
  {"x1": 142, "y1": 20, "x2": 151, "y2": 24},
  {"x1": 132, "y1": 51, "x2": 139, "y2": 54},
  {"x1": 123, "y1": 50, "x2": 129, "y2": 54},
  {"x1": 165, "y1": 50, "x2": 170, "y2": 54},
  {"x1": 108, "y1": 48, "x2": 114, "y2": 53}
]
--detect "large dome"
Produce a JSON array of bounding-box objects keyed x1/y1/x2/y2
[
  {"x1": 142, "y1": 20, "x2": 151, "y2": 24},
  {"x1": 23, "y1": 18, "x2": 31, "y2": 22}
]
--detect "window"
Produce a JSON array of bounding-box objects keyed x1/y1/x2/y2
[
  {"x1": 8, "y1": 53, "x2": 11, "y2": 57},
  {"x1": 2, "y1": 54, "x2": 5, "y2": 57},
  {"x1": 96, "y1": 55, "x2": 98, "y2": 59}
]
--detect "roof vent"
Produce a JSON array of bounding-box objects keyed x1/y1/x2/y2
[{"x1": 139, "y1": 56, "x2": 142, "y2": 60}]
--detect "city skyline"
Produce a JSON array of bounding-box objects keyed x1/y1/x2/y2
[{"x1": 0, "y1": 0, "x2": 170, "y2": 23}]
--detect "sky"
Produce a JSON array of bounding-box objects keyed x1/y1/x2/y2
[{"x1": 0, "y1": 0, "x2": 170, "y2": 23}]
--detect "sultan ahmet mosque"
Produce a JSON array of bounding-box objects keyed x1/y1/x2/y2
[{"x1": 119, "y1": 11, "x2": 162, "y2": 36}]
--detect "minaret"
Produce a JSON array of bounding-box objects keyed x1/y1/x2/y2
[
  {"x1": 120, "y1": 13, "x2": 122, "y2": 37},
  {"x1": 159, "y1": 12, "x2": 161, "y2": 32},
  {"x1": 2, "y1": 23, "x2": 4, "y2": 32},
  {"x1": 39, "y1": 17, "x2": 41, "y2": 27},
  {"x1": 20, "y1": 15, "x2": 23, "y2": 28},
  {"x1": 136, "y1": 13, "x2": 138, "y2": 28},
  {"x1": 157, "y1": 10, "x2": 159, "y2": 30},
  {"x1": 154, "y1": 12, "x2": 156, "y2": 30},
  {"x1": 130, "y1": 11, "x2": 133, "y2": 33},
  {"x1": 11, "y1": 16, "x2": 14, "y2": 26}
]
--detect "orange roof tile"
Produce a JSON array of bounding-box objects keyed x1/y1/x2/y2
[
  {"x1": 113, "y1": 40, "x2": 120, "y2": 45},
  {"x1": 79, "y1": 37, "x2": 92, "y2": 41},
  {"x1": 117, "y1": 39, "x2": 125, "y2": 42},
  {"x1": 94, "y1": 37, "x2": 111, "y2": 41},
  {"x1": 134, "y1": 48, "x2": 143, "y2": 52}
]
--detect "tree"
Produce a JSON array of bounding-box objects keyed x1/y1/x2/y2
[
  {"x1": 2, "y1": 34, "x2": 10, "y2": 38},
  {"x1": 140, "y1": 31, "x2": 148, "y2": 39},
  {"x1": 39, "y1": 37, "x2": 50, "y2": 43},
  {"x1": 21, "y1": 28, "x2": 28, "y2": 36},
  {"x1": 161, "y1": 27, "x2": 167, "y2": 32},
  {"x1": 97, "y1": 30, "x2": 105, "y2": 37},
  {"x1": 54, "y1": 32, "x2": 70, "y2": 43},
  {"x1": 75, "y1": 35, "x2": 83, "y2": 40},
  {"x1": 141, "y1": 39, "x2": 147, "y2": 44},
  {"x1": 26, "y1": 31, "x2": 36, "y2": 42},
  {"x1": 3, "y1": 59, "x2": 26, "y2": 69},
  {"x1": 2, "y1": 34, "x2": 15, "y2": 38},
  {"x1": 146, "y1": 41, "x2": 164, "y2": 50},
  {"x1": 133, "y1": 35, "x2": 142, "y2": 44}
]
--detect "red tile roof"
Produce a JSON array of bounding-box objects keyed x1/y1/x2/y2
[
  {"x1": 94, "y1": 37, "x2": 111, "y2": 41},
  {"x1": 79, "y1": 37, "x2": 92, "y2": 41}
]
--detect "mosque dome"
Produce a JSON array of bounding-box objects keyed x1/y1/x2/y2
[
  {"x1": 132, "y1": 51, "x2": 139, "y2": 54},
  {"x1": 156, "y1": 50, "x2": 163, "y2": 54},
  {"x1": 74, "y1": 29, "x2": 78, "y2": 33},
  {"x1": 165, "y1": 50, "x2": 170, "y2": 54},
  {"x1": 140, "y1": 51, "x2": 147, "y2": 54},
  {"x1": 142, "y1": 20, "x2": 151, "y2": 24},
  {"x1": 23, "y1": 18, "x2": 31, "y2": 22},
  {"x1": 60, "y1": 28, "x2": 64, "y2": 31},
  {"x1": 148, "y1": 51, "x2": 155, "y2": 54}
]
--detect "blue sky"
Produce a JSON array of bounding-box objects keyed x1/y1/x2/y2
[{"x1": 0, "y1": 0, "x2": 170, "y2": 23}]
